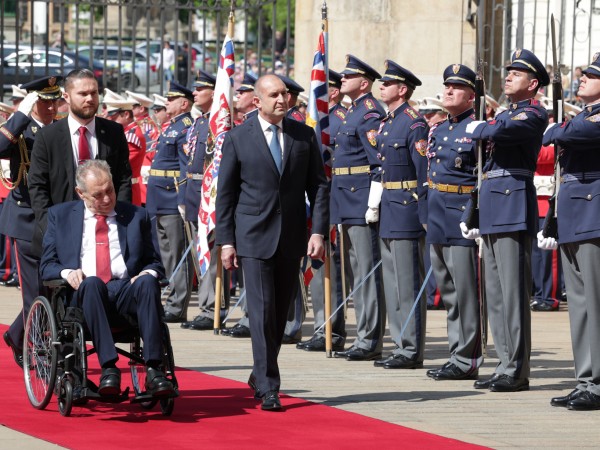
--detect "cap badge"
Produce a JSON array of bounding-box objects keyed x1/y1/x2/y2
[
  {"x1": 594, "y1": 52, "x2": 600, "y2": 61},
  {"x1": 452, "y1": 64, "x2": 460, "y2": 75},
  {"x1": 48, "y1": 77, "x2": 56, "y2": 87},
  {"x1": 515, "y1": 49, "x2": 522, "y2": 59}
]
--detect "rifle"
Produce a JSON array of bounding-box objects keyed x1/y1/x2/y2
[{"x1": 542, "y1": 14, "x2": 562, "y2": 239}]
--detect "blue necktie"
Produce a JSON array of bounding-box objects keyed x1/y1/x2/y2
[{"x1": 269, "y1": 124, "x2": 283, "y2": 174}]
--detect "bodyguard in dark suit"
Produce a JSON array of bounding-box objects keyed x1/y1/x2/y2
[
  {"x1": 0, "y1": 76, "x2": 62, "y2": 367},
  {"x1": 216, "y1": 75, "x2": 328, "y2": 411},
  {"x1": 40, "y1": 160, "x2": 174, "y2": 398},
  {"x1": 28, "y1": 68, "x2": 132, "y2": 257},
  {"x1": 371, "y1": 61, "x2": 429, "y2": 370},
  {"x1": 462, "y1": 49, "x2": 549, "y2": 392},
  {"x1": 540, "y1": 53, "x2": 600, "y2": 410},
  {"x1": 426, "y1": 65, "x2": 483, "y2": 381}
]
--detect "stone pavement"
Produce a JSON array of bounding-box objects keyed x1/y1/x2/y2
[{"x1": 1, "y1": 284, "x2": 599, "y2": 449}]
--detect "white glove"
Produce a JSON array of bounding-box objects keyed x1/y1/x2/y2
[
  {"x1": 367, "y1": 181, "x2": 383, "y2": 209},
  {"x1": 460, "y1": 222, "x2": 481, "y2": 240},
  {"x1": 365, "y1": 207, "x2": 379, "y2": 223},
  {"x1": 140, "y1": 165, "x2": 150, "y2": 184},
  {"x1": 537, "y1": 229, "x2": 558, "y2": 250},
  {"x1": 178, "y1": 204, "x2": 186, "y2": 220},
  {"x1": 18, "y1": 92, "x2": 38, "y2": 116},
  {"x1": 465, "y1": 120, "x2": 485, "y2": 134}
]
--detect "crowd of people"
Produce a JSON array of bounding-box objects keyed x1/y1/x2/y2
[{"x1": 1, "y1": 45, "x2": 600, "y2": 413}]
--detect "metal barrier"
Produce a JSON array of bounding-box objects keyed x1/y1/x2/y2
[{"x1": 0, "y1": 0, "x2": 293, "y2": 99}]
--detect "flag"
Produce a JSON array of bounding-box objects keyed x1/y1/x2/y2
[
  {"x1": 197, "y1": 24, "x2": 235, "y2": 277},
  {"x1": 302, "y1": 18, "x2": 335, "y2": 285}
]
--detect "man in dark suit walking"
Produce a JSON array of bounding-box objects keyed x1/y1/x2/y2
[
  {"x1": 40, "y1": 160, "x2": 174, "y2": 398},
  {"x1": 28, "y1": 68, "x2": 132, "y2": 255},
  {"x1": 216, "y1": 75, "x2": 329, "y2": 411}
]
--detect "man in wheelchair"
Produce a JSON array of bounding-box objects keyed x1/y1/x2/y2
[{"x1": 39, "y1": 160, "x2": 174, "y2": 398}]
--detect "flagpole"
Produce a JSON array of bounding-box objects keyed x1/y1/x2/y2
[{"x1": 213, "y1": 4, "x2": 236, "y2": 335}]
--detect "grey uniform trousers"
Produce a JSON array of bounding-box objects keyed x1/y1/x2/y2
[
  {"x1": 561, "y1": 240, "x2": 600, "y2": 396},
  {"x1": 482, "y1": 232, "x2": 532, "y2": 379},
  {"x1": 343, "y1": 224, "x2": 384, "y2": 352},
  {"x1": 156, "y1": 213, "x2": 192, "y2": 318},
  {"x1": 430, "y1": 243, "x2": 483, "y2": 372},
  {"x1": 380, "y1": 237, "x2": 426, "y2": 361}
]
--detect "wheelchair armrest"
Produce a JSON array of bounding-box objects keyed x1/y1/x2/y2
[{"x1": 43, "y1": 279, "x2": 69, "y2": 288}]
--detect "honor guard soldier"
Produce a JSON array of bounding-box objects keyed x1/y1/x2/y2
[
  {"x1": 426, "y1": 65, "x2": 483, "y2": 380},
  {"x1": 278, "y1": 74, "x2": 306, "y2": 123},
  {"x1": 462, "y1": 49, "x2": 550, "y2": 392},
  {"x1": 419, "y1": 96, "x2": 447, "y2": 129},
  {"x1": 104, "y1": 96, "x2": 147, "y2": 206},
  {"x1": 234, "y1": 72, "x2": 258, "y2": 125},
  {"x1": 126, "y1": 90, "x2": 161, "y2": 152},
  {"x1": 370, "y1": 61, "x2": 429, "y2": 369},
  {"x1": 10, "y1": 85, "x2": 27, "y2": 109},
  {"x1": 146, "y1": 82, "x2": 195, "y2": 323},
  {"x1": 332, "y1": 55, "x2": 386, "y2": 361},
  {"x1": 540, "y1": 53, "x2": 600, "y2": 410},
  {"x1": 180, "y1": 70, "x2": 229, "y2": 331},
  {"x1": 297, "y1": 69, "x2": 348, "y2": 352},
  {"x1": 0, "y1": 76, "x2": 62, "y2": 367}
]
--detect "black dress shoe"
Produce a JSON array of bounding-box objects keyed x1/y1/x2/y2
[
  {"x1": 261, "y1": 390, "x2": 282, "y2": 411},
  {"x1": 374, "y1": 355, "x2": 394, "y2": 367},
  {"x1": 426, "y1": 303, "x2": 445, "y2": 310},
  {"x1": 430, "y1": 362, "x2": 478, "y2": 380},
  {"x1": 248, "y1": 374, "x2": 261, "y2": 399},
  {"x1": 3, "y1": 331, "x2": 23, "y2": 369},
  {"x1": 4, "y1": 275, "x2": 19, "y2": 287},
  {"x1": 551, "y1": 388, "x2": 584, "y2": 408},
  {"x1": 489, "y1": 374, "x2": 529, "y2": 392},
  {"x1": 473, "y1": 373, "x2": 502, "y2": 389},
  {"x1": 181, "y1": 316, "x2": 213, "y2": 330},
  {"x1": 345, "y1": 348, "x2": 382, "y2": 361},
  {"x1": 333, "y1": 346, "x2": 357, "y2": 358},
  {"x1": 567, "y1": 391, "x2": 600, "y2": 411},
  {"x1": 426, "y1": 361, "x2": 452, "y2": 378},
  {"x1": 223, "y1": 323, "x2": 251, "y2": 338},
  {"x1": 297, "y1": 335, "x2": 345, "y2": 352},
  {"x1": 530, "y1": 299, "x2": 559, "y2": 312},
  {"x1": 98, "y1": 367, "x2": 121, "y2": 396},
  {"x1": 145, "y1": 367, "x2": 175, "y2": 397},
  {"x1": 282, "y1": 334, "x2": 301, "y2": 345},
  {"x1": 163, "y1": 312, "x2": 186, "y2": 323},
  {"x1": 383, "y1": 354, "x2": 423, "y2": 369}
]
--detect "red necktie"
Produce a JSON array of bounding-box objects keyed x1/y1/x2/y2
[
  {"x1": 95, "y1": 214, "x2": 111, "y2": 283},
  {"x1": 78, "y1": 126, "x2": 90, "y2": 162}
]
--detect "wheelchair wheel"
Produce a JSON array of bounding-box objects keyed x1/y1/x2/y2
[
  {"x1": 23, "y1": 296, "x2": 58, "y2": 410},
  {"x1": 130, "y1": 338, "x2": 159, "y2": 409},
  {"x1": 160, "y1": 397, "x2": 174, "y2": 416},
  {"x1": 58, "y1": 378, "x2": 73, "y2": 417}
]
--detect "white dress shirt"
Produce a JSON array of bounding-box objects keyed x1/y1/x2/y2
[
  {"x1": 67, "y1": 115, "x2": 98, "y2": 166},
  {"x1": 257, "y1": 114, "x2": 284, "y2": 158}
]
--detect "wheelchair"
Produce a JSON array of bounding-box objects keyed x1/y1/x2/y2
[{"x1": 22, "y1": 279, "x2": 178, "y2": 417}]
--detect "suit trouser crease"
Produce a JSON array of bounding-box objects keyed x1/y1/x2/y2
[
  {"x1": 430, "y1": 243, "x2": 483, "y2": 372},
  {"x1": 75, "y1": 276, "x2": 163, "y2": 366},
  {"x1": 482, "y1": 232, "x2": 532, "y2": 379}
]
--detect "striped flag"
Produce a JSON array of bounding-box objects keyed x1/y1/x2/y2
[
  {"x1": 302, "y1": 18, "x2": 335, "y2": 286},
  {"x1": 197, "y1": 29, "x2": 235, "y2": 276}
]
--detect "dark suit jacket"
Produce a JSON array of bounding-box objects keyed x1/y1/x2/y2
[
  {"x1": 28, "y1": 116, "x2": 132, "y2": 254},
  {"x1": 40, "y1": 200, "x2": 164, "y2": 281},
  {"x1": 215, "y1": 115, "x2": 329, "y2": 259}
]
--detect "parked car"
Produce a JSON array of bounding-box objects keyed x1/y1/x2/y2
[
  {"x1": 135, "y1": 41, "x2": 214, "y2": 76},
  {"x1": 79, "y1": 45, "x2": 158, "y2": 89},
  {"x1": 0, "y1": 48, "x2": 115, "y2": 94}
]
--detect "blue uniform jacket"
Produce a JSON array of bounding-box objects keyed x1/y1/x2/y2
[
  {"x1": 378, "y1": 102, "x2": 429, "y2": 239},
  {"x1": 329, "y1": 103, "x2": 347, "y2": 144},
  {"x1": 464, "y1": 98, "x2": 548, "y2": 236},
  {"x1": 0, "y1": 112, "x2": 43, "y2": 241},
  {"x1": 427, "y1": 109, "x2": 478, "y2": 246},
  {"x1": 146, "y1": 112, "x2": 193, "y2": 215},
  {"x1": 183, "y1": 114, "x2": 210, "y2": 223},
  {"x1": 543, "y1": 102, "x2": 600, "y2": 244},
  {"x1": 331, "y1": 92, "x2": 385, "y2": 224}
]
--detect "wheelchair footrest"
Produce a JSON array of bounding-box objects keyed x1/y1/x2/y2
[
  {"x1": 131, "y1": 390, "x2": 178, "y2": 404},
  {"x1": 79, "y1": 386, "x2": 130, "y2": 404}
]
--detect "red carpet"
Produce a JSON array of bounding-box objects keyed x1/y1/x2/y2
[{"x1": 0, "y1": 325, "x2": 485, "y2": 449}]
